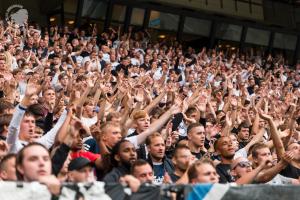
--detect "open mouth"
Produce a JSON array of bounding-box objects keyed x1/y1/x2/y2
[{"x1": 28, "y1": 129, "x2": 34, "y2": 135}]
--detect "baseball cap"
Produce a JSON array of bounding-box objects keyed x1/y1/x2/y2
[
  {"x1": 24, "y1": 68, "x2": 34, "y2": 75},
  {"x1": 68, "y1": 157, "x2": 93, "y2": 171}
]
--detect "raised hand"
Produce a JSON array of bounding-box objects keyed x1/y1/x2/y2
[
  {"x1": 282, "y1": 151, "x2": 296, "y2": 164},
  {"x1": 170, "y1": 98, "x2": 183, "y2": 115},
  {"x1": 258, "y1": 108, "x2": 272, "y2": 121},
  {"x1": 230, "y1": 98, "x2": 238, "y2": 108},
  {"x1": 119, "y1": 175, "x2": 141, "y2": 193},
  {"x1": 171, "y1": 131, "x2": 180, "y2": 145},
  {"x1": 86, "y1": 78, "x2": 94, "y2": 88},
  {"x1": 227, "y1": 79, "x2": 233, "y2": 90},
  {"x1": 225, "y1": 111, "x2": 233, "y2": 127},
  {"x1": 134, "y1": 88, "x2": 144, "y2": 103}
]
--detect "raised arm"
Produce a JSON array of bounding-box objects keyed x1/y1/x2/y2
[
  {"x1": 244, "y1": 128, "x2": 265, "y2": 153},
  {"x1": 54, "y1": 106, "x2": 74, "y2": 143},
  {"x1": 75, "y1": 78, "x2": 94, "y2": 118},
  {"x1": 255, "y1": 161, "x2": 286, "y2": 183},
  {"x1": 143, "y1": 90, "x2": 166, "y2": 114},
  {"x1": 133, "y1": 103, "x2": 181, "y2": 145},
  {"x1": 235, "y1": 159, "x2": 268, "y2": 184},
  {"x1": 258, "y1": 109, "x2": 285, "y2": 159},
  {"x1": 36, "y1": 109, "x2": 67, "y2": 149},
  {"x1": 6, "y1": 83, "x2": 40, "y2": 153}
]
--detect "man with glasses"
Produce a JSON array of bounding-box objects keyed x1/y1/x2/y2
[{"x1": 230, "y1": 157, "x2": 268, "y2": 184}]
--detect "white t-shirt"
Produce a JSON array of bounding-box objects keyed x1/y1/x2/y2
[
  {"x1": 267, "y1": 174, "x2": 293, "y2": 185},
  {"x1": 234, "y1": 148, "x2": 247, "y2": 159},
  {"x1": 125, "y1": 135, "x2": 138, "y2": 149},
  {"x1": 81, "y1": 115, "x2": 98, "y2": 128}
]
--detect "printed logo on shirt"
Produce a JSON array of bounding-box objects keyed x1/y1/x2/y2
[{"x1": 153, "y1": 175, "x2": 164, "y2": 185}]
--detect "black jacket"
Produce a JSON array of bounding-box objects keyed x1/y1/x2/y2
[
  {"x1": 103, "y1": 165, "x2": 130, "y2": 183},
  {"x1": 51, "y1": 143, "x2": 71, "y2": 176}
]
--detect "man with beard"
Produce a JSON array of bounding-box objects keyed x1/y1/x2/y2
[
  {"x1": 146, "y1": 133, "x2": 174, "y2": 185},
  {"x1": 215, "y1": 136, "x2": 236, "y2": 183},
  {"x1": 170, "y1": 145, "x2": 193, "y2": 182},
  {"x1": 103, "y1": 140, "x2": 137, "y2": 182}
]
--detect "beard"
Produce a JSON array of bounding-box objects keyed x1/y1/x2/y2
[
  {"x1": 151, "y1": 153, "x2": 164, "y2": 162},
  {"x1": 177, "y1": 163, "x2": 188, "y2": 172},
  {"x1": 120, "y1": 160, "x2": 132, "y2": 170}
]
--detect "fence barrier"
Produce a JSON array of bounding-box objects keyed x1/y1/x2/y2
[{"x1": 0, "y1": 182, "x2": 299, "y2": 200}]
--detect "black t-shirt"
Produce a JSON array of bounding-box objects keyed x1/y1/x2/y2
[
  {"x1": 115, "y1": 64, "x2": 130, "y2": 76},
  {"x1": 191, "y1": 150, "x2": 206, "y2": 160},
  {"x1": 80, "y1": 51, "x2": 90, "y2": 58},
  {"x1": 280, "y1": 164, "x2": 300, "y2": 179},
  {"x1": 247, "y1": 86, "x2": 254, "y2": 95},
  {"x1": 238, "y1": 140, "x2": 249, "y2": 150},
  {"x1": 216, "y1": 163, "x2": 233, "y2": 183}
]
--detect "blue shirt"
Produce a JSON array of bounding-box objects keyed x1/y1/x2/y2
[{"x1": 153, "y1": 162, "x2": 165, "y2": 185}]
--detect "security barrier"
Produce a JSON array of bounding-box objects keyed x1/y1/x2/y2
[{"x1": 0, "y1": 182, "x2": 299, "y2": 200}]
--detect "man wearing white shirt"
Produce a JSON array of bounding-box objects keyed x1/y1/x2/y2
[
  {"x1": 110, "y1": 54, "x2": 119, "y2": 70},
  {"x1": 82, "y1": 51, "x2": 101, "y2": 72},
  {"x1": 153, "y1": 60, "x2": 169, "y2": 81}
]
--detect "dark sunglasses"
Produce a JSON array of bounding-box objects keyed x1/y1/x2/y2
[{"x1": 233, "y1": 161, "x2": 252, "y2": 169}]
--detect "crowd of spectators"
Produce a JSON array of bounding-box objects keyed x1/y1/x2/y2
[{"x1": 0, "y1": 18, "x2": 300, "y2": 196}]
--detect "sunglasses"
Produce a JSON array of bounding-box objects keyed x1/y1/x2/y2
[{"x1": 233, "y1": 161, "x2": 252, "y2": 169}]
